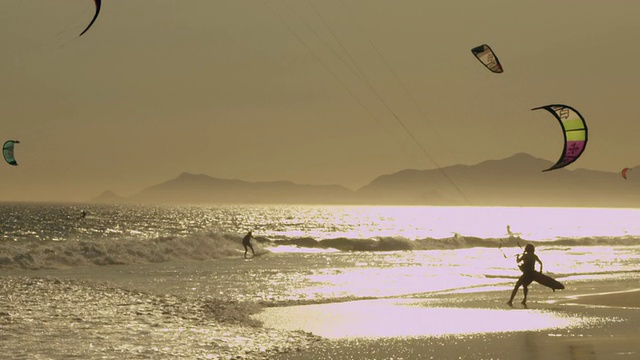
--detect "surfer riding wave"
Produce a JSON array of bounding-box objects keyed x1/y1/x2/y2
[{"x1": 242, "y1": 231, "x2": 256, "y2": 259}]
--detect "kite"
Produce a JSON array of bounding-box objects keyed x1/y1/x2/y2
[
  {"x1": 471, "y1": 44, "x2": 503, "y2": 73},
  {"x1": 622, "y1": 167, "x2": 631, "y2": 179},
  {"x1": 3, "y1": 140, "x2": 20, "y2": 166},
  {"x1": 79, "y1": 0, "x2": 101, "y2": 36},
  {"x1": 532, "y1": 104, "x2": 588, "y2": 172}
]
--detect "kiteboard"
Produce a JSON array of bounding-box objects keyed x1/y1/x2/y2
[
  {"x1": 532, "y1": 271, "x2": 564, "y2": 291},
  {"x1": 245, "y1": 251, "x2": 270, "y2": 260}
]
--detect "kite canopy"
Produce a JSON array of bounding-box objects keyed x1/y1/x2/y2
[
  {"x1": 622, "y1": 167, "x2": 631, "y2": 179},
  {"x1": 532, "y1": 104, "x2": 588, "y2": 172},
  {"x1": 79, "y1": 0, "x2": 101, "y2": 36},
  {"x1": 471, "y1": 44, "x2": 503, "y2": 73},
  {"x1": 3, "y1": 140, "x2": 20, "y2": 166}
]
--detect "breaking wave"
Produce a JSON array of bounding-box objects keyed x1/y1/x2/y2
[
  {"x1": 263, "y1": 235, "x2": 640, "y2": 252},
  {"x1": 0, "y1": 231, "x2": 244, "y2": 270},
  {"x1": 2, "y1": 233, "x2": 638, "y2": 270}
]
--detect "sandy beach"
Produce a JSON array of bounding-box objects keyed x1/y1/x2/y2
[
  {"x1": 563, "y1": 288, "x2": 640, "y2": 308},
  {"x1": 264, "y1": 280, "x2": 640, "y2": 360},
  {"x1": 3, "y1": 272, "x2": 638, "y2": 360}
]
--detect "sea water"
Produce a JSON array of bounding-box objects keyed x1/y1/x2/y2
[
  {"x1": 2, "y1": 203, "x2": 640, "y2": 358},
  {"x1": 1, "y1": 203, "x2": 639, "y2": 304}
]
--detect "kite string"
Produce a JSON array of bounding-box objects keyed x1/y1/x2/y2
[
  {"x1": 274, "y1": 0, "x2": 471, "y2": 204},
  {"x1": 260, "y1": 0, "x2": 390, "y2": 132},
  {"x1": 498, "y1": 239, "x2": 508, "y2": 258},
  {"x1": 334, "y1": 4, "x2": 472, "y2": 202},
  {"x1": 337, "y1": 0, "x2": 463, "y2": 166}
]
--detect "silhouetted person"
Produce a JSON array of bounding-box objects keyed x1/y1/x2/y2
[
  {"x1": 78, "y1": 210, "x2": 87, "y2": 220},
  {"x1": 243, "y1": 231, "x2": 255, "y2": 258},
  {"x1": 507, "y1": 243, "x2": 543, "y2": 306}
]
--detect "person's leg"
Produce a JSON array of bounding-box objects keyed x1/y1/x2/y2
[
  {"x1": 508, "y1": 279, "x2": 523, "y2": 305},
  {"x1": 244, "y1": 244, "x2": 249, "y2": 258},
  {"x1": 249, "y1": 244, "x2": 255, "y2": 256},
  {"x1": 522, "y1": 285, "x2": 528, "y2": 304}
]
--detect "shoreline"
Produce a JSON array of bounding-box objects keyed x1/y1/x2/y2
[
  {"x1": 0, "y1": 275, "x2": 320, "y2": 359},
  {"x1": 264, "y1": 282, "x2": 640, "y2": 359},
  {"x1": 2, "y1": 269, "x2": 639, "y2": 359},
  {"x1": 558, "y1": 288, "x2": 640, "y2": 308}
]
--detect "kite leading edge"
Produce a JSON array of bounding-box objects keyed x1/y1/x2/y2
[
  {"x1": 622, "y1": 167, "x2": 631, "y2": 179},
  {"x1": 532, "y1": 104, "x2": 588, "y2": 172},
  {"x1": 3, "y1": 140, "x2": 20, "y2": 166},
  {"x1": 79, "y1": 0, "x2": 101, "y2": 37},
  {"x1": 471, "y1": 44, "x2": 503, "y2": 73}
]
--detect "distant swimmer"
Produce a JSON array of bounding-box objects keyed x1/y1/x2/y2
[
  {"x1": 507, "y1": 244, "x2": 543, "y2": 307},
  {"x1": 242, "y1": 230, "x2": 256, "y2": 258}
]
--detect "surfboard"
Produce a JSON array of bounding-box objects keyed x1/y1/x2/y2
[{"x1": 532, "y1": 271, "x2": 564, "y2": 291}]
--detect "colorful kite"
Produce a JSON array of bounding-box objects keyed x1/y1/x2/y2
[
  {"x1": 532, "y1": 104, "x2": 588, "y2": 172},
  {"x1": 471, "y1": 44, "x2": 503, "y2": 73},
  {"x1": 622, "y1": 167, "x2": 632, "y2": 179},
  {"x1": 79, "y1": 0, "x2": 101, "y2": 36},
  {"x1": 3, "y1": 140, "x2": 20, "y2": 166}
]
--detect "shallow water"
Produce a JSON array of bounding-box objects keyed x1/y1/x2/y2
[
  {"x1": 0, "y1": 276, "x2": 319, "y2": 359},
  {"x1": 255, "y1": 298, "x2": 607, "y2": 338}
]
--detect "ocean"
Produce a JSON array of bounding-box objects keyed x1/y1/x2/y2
[
  {"x1": 2, "y1": 203, "x2": 640, "y2": 300},
  {"x1": 2, "y1": 203, "x2": 640, "y2": 358}
]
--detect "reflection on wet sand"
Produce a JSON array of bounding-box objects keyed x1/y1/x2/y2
[
  {"x1": 256, "y1": 298, "x2": 594, "y2": 338},
  {"x1": 569, "y1": 343, "x2": 597, "y2": 360}
]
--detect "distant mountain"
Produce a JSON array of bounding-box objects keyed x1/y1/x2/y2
[
  {"x1": 91, "y1": 153, "x2": 640, "y2": 207},
  {"x1": 91, "y1": 190, "x2": 125, "y2": 204},
  {"x1": 126, "y1": 172, "x2": 354, "y2": 205},
  {"x1": 357, "y1": 153, "x2": 638, "y2": 207}
]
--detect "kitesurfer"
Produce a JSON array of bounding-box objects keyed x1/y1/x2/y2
[
  {"x1": 242, "y1": 231, "x2": 255, "y2": 258},
  {"x1": 507, "y1": 244, "x2": 543, "y2": 306}
]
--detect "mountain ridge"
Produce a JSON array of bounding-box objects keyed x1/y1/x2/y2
[{"x1": 91, "y1": 153, "x2": 640, "y2": 207}]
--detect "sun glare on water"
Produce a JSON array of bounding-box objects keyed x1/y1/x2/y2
[{"x1": 256, "y1": 205, "x2": 640, "y2": 242}]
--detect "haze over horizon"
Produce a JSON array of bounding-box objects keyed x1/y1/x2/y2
[{"x1": 2, "y1": 1, "x2": 639, "y2": 202}]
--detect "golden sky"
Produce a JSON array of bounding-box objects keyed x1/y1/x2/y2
[{"x1": 1, "y1": 1, "x2": 639, "y2": 202}]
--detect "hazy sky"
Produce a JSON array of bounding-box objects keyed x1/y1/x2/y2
[{"x1": 2, "y1": 1, "x2": 640, "y2": 202}]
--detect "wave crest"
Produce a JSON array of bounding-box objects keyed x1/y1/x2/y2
[
  {"x1": 3, "y1": 233, "x2": 638, "y2": 269},
  {"x1": 0, "y1": 232, "x2": 243, "y2": 270},
  {"x1": 265, "y1": 235, "x2": 640, "y2": 252}
]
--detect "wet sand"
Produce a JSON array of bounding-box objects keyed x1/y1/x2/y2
[
  {"x1": 2, "y1": 270, "x2": 639, "y2": 359},
  {"x1": 562, "y1": 288, "x2": 640, "y2": 308},
  {"x1": 266, "y1": 281, "x2": 640, "y2": 360}
]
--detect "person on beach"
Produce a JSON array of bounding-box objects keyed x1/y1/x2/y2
[
  {"x1": 507, "y1": 243, "x2": 543, "y2": 306},
  {"x1": 242, "y1": 230, "x2": 255, "y2": 258}
]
